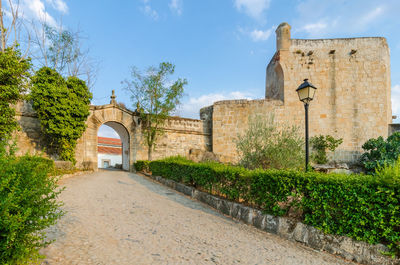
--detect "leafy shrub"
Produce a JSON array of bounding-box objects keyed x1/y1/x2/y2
[
  {"x1": 361, "y1": 132, "x2": 400, "y2": 173},
  {"x1": 134, "y1": 160, "x2": 150, "y2": 172},
  {"x1": 0, "y1": 155, "x2": 64, "y2": 264},
  {"x1": 149, "y1": 157, "x2": 400, "y2": 254},
  {"x1": 30, "y1": 67, "x2": 92, "y2": 163},
  {"x1": 235, "y1": 115, "x2": 304, "y2": 170},
  {"x1": 310, "y1": 135, "x2": 343, "y2": 164},
  {"x1": 374, "y1": 157, "x2": 400, "y2": 182}
]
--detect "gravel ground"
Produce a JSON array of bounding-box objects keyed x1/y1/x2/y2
[{"x1": 40, "y1": 170, "x2": 356, "y2": 265}]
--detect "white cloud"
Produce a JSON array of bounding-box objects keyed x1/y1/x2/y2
[
  {"x1": 392, "y1": 85, "x2": 400, "y2": 122},
  {"x1": 98, "y1": 125, "x2": 120, "y2": 139},
  {"x1": 177, "y1": 91, "x2": 253, "y2": 119},
  {"x1": 234, "y1": 0, "x2": 270, "y2": 20},
  {"x1": 45, "y1": 0, "x2": 68, "y2": 13},
  {"x1": 250, "y1": 27, "x2": 273, "y2": 41},
  {"x1": 141, "y1": 3, "x2": 159, "y2": 20},
  {"x1": 294, "y1": 1, "x2": 396, "y2": 37},
  {"x1": 24, "y1": 0, "x2": 57, "y2": 26},
  {"x1": 301, "y1": 22, "x2": 327, "y2": 35},
  {"x1": 357, "y1": 6, "x2": 384, "y2": 29},
  {"x1": 238, "y1": 25, "x2": 274, "y2": 42},
  {"x1": 169, "y1": 0, "x2": 183, "y2": 15}
]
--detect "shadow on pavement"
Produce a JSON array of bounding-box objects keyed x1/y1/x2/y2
[{"x1": 126, "y1": 172, "x2": 235, "y2": 222}]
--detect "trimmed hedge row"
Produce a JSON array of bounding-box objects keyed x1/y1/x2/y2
[
  {"x1": 134, "y1": 160, "x2": 150, "y2": 172},
  {"x1": 135, "y1": 157, "x2": 400, "y2": 254}
]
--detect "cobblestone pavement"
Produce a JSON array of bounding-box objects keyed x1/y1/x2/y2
[{"x1": 41, "y1": 170, "x2": 356, "y2": 265}]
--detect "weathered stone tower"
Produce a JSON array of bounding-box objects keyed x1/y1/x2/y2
[{"x1": 202, "y1": 22, "x2": 393, "y2": 163}]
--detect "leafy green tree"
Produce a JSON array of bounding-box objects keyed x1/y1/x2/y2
[
  {"x1": 123, "y1": 62, "x2": 186, "y2": 160},
  {"x1": 30, "y1": 67, "x2": 92, "y2": 163},
  {"x1": 0, "y1": 47, "x2": 31, "y2": 144},
  {"x1": 361, "y1": 132, "x2": 400, "y2": 173},
  {"x1": 310, "y1": 135, "x2": 343, "y2": 164},
  {"x1": 235, "y1": 115, "x2": 304, "y2": 170}
]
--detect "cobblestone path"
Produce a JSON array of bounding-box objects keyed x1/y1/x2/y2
[{"x1": 40, "y1": 170, "x2": 355, "y2": 265}]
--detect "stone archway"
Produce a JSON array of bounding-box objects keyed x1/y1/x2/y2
[
  {"x1": 75, "y1": 100, "x2": 140, "y2": 172},
  {"x1": 101, "y1": 121, "x2": 130, "y2": 171}
]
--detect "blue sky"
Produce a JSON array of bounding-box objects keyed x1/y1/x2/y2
[{"x1": 6, "y1": 0, "x2": 400, "y2": 137}]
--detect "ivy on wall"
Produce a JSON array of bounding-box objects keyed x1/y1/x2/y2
[
  {"x1": 30, "y1": 67, "x2": 92, "y2": 163},
  {"x1": 0, "y1": 48, "x2": 31, "y2": 144}
]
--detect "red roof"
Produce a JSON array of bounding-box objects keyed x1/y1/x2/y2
[
  {"x1": 98, "y1": 137, "x2": 122, "y2": 146},
  {"x1": 98, "y1": 146, "x2": 122, "y2": 155}
]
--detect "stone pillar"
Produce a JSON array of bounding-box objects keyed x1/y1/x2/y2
[
  {"x1": 110, "y1": 90, "x2": 117, "y2": 105},
  {"x1": 276, "y1": 22, "x2": 291, "y2": 51}
]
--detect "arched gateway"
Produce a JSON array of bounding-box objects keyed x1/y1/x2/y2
[
  {"x1": 75, "y1": 92, "x2": 140, "y2": 171},
  {"x1": 14, "y1": 92, "x2": 210, "y2": 169}
]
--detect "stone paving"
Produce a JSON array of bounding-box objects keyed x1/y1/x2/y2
[{"x1": 40, "y1": 170, "x2": 356, "y2": 265}]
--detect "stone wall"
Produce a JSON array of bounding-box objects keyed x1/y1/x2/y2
[
  {"x1": 13, "y1": 101, "x2": 211, "y2": 171},
  {"x1": 14, "y1": 101, "x2": 47, "y2": 157},
  {"x1": 207, "y1": 23, "x2": 392, "y2": 164},
  {"x1": 135, "y1": 116, "x2": 211, "y2": 161}
]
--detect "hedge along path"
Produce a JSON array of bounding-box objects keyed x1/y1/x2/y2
[
  {"x1": 137, "y1": 157, "x2": 400, "y2": 262},
  {"x1": 40, "y1": 170, "x2": 355, "y2": 264}
]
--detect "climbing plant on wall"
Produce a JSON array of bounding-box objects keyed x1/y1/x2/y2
[
  {"x1": 0, "y1": 48, "x2": 31, "y2": 146},
  {"x1": 30, "y1": 67, "x2": 92, "y2": 163}
]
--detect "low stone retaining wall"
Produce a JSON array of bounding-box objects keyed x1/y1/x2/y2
[
  {"x1": 143, "y1": 173, "x2": 399, "y2": 265},
  {"x1": 57, "y1": 170, "x2": 94, "y2": 182}
]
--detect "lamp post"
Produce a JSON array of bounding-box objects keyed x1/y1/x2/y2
[{"x1": 296, "y1": 79, "x2": 317, "y2": 172}]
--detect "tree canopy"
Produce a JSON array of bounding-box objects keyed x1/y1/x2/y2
[{"x1": 123, "y1": 62, "x2": 186, "y2": 160}]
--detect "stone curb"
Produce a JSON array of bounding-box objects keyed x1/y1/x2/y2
[
  {"x1": 58, "y1": 170, "x2": 94, "y2": 181},
  {"x1": 142, "y1": 173, "x2": 399, "y2": 265}
]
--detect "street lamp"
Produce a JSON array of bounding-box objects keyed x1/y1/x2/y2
[{"x1": 296, "y1": 79, "x2": 317, "y2": 172}]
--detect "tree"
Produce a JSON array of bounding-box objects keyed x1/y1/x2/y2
[
  {"x1": 123, "y1": 62, "x2": 186, "y2": 160},
  {"x1": 0, "y1": 47, "x2": 31, "y2": 144},
  {"x1": 235, "y1": 115, "x2": 304, "y2": 170},
  {"x1": 0, "y1": 0, "x2": 21, "y2": 52},
  {"x1": 31, "y1": 22, "x2": 99, "y2": 89},
  {"x1": 30, "y1": 67, "x2": 92, "y2": 163}
]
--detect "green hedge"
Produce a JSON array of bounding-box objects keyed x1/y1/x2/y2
[
  {"x1": 134, "y1": 160, "x2": 150, "y2": 172},
  {"x1": 0, "y1": 155, "x2": 64, "y2": 264},
  {"x1": 135, "y1": 157, "x2": 400, "y2": 254}
]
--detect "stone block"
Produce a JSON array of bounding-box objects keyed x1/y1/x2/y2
[
  {"x1": 231, "y1": 203, "x2": 243, "y2": 220},
  {"x1": 238, "y1": 206, "x2": 251, "y2": 224},
  {"x1": 53, "y1": 160, "x2": 73, "y2": 170},
  {"x1": 164, "y1": 179, "x2": 176, "y2": 189},
  {"x1": 218, "y1": 199, "x2": 233, "y2": 216},
  {"x1": 277, "y1": 217, "x2": 296, "y2": 239},
  {"x1": 292, "y1": 222, "x2": 309, "y2": 244},
  {"x1": 307, "y1": 226, "x2": 325, "y2": 250},
  {"x1": 264, "y1": 214, "x2": 279, "y2": 234},
  {"x1": 175, "y1": 183, "x2": 193, "y2": 197},
  {"x1": 252, "y1": 210, "x2": 265, "y2": 230}
]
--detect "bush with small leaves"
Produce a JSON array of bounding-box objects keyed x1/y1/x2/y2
[
  {"x1": 361, "y1": 132, "x2": 400, "y2": 173},
  {"x1": 0, "y1": 154, "x2": 64, "y2": 264},
  {"x1": 235, "y1": 115, "x2": 304, "y2": 170},
  {"x1": 310, "y1": 135, "x2": 343, "y2": 164}
]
